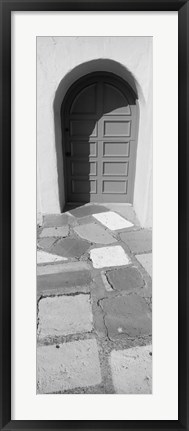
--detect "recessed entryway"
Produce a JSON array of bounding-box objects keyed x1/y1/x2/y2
[{"x1": 62, "y1": 72, "x2": 139, "y2": 204}]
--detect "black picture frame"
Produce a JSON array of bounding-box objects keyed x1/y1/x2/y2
[{"x1": 0, "y1": 1, "x2": 188, "y2": 429}]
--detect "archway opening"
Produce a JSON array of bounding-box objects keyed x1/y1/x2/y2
[{"x1": 61, "y1": 71, "x2": 139, "y2": 206}]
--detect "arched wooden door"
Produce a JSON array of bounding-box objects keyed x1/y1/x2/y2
[{"x1": 62, "y1": 72, "x2": 138, "y2": 203}]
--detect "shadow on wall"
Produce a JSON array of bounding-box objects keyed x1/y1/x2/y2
[{"x1": 53, "y1": 59, "x2": 141, "y2": 211}]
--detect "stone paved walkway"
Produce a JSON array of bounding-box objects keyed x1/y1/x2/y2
[{"x1": 37, "y1": 203, "x2": 152, "y2": 394}]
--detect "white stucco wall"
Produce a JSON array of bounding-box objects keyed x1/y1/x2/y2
[{"x1": 37, "y1": 36, "x2": 152, "y2": 227}]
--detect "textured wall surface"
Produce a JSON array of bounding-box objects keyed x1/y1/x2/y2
[{"x1": 37, "y1": 36, "x2": 152, "y2": 227}]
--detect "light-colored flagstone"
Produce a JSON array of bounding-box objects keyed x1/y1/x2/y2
[
  {"x1": 110, "y1": 345, "x2": 152, "y2": 394},
  {"x1": 93, "y1": 211, "x2": 133, "y2": 231},
  {"x1": 73, "y1": 223, "x2": 117, "y2": 244},
  {"x1": 90, "y1": 245, "x2": 130, "y2": 269},
  {"x1": 37, "y1": 339, "x2": 102, "y2": 393},
  {"x1": 37, "y1": 250, "x2": 67, "y2": 264},
  {"x1": 38, "y1": 294, "x2": 93, "y2": 338},
  {"x1": 102, "y1": 203, "x2": 139, "y2": 225}
]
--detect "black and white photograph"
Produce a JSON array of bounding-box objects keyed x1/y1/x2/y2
[
  {"x1": 2, "y1": 0, "x2": 189, "y2": 426},
  {"x1": 36, "y1": 36, "x2": 152, "y2": 394}
]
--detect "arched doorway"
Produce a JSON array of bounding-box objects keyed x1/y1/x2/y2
[{"x1": 61, "y1": 72, "x2": 139, "y2": 204}]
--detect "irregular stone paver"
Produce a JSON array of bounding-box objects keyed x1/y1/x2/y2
[
  {"x1": 37, "y1": 261, "x2": 91, "y2": 276},
  {"x1": 38, "y1": 270, "x2": 92, "y2": 296},
  {"x1": 37, "y1": 339, "x2": 102, "y2": 393},
  {"x1": 90, "y1": 245, "x2": 131, "y2": 269},
  {"x1": 106, "y1": 267, "x2": 144, "y2": 292},
  {"x1": 103, "y1": 203, "x2": 139, "y2": 225},
  {"x1": 43, "y1": 213, "x2": 68, "y2": 227},
  {"x1": 69, "y1": 204, "x2": 108, "y2": 218},
  {"x1": 110, "y1": 345, "x2": 152, "y2": 394},
  {"x1": 93, "y1": 211, "x2": 133, "y2": 231},
  {"x1": 40, "y1": 226, "x2": 69, "y2": 238},
  {"x1": 136, "y1": 253, "x2": 152, "y2": 277},
  {"x1": 101, "y1": 295, "x2": 151, "y2": 340},
  {"x1": 37, "y1": 237, "x2": 56, "y2": 250},
  {"x1": 120, "y1": 229, "x2": 152, "y2": 253},
  {"x1": 77, "y1": 215, "x2": 96, "y2": 226},
  {"x1": 37, "y1": 250, "x2": 68, "y2": 265},
  {"x1": 73, "y1": 223, "x2": 117, "y2": 244},
  {"x1": 51, "y1": 237, "x2": 90, "y2": 259},
  {"x1": 38, "y1": 294, "x2": 93, "y2": 338}
]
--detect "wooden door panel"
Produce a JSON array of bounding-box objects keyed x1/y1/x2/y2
[
  {"x1": 71, "y1": 161, "x2": 97, "y2": 176},
  {"x1": 103, "y1": 141, "x2": 130, "y2": 157},
  {"x1": 102, "y1": 161, "x2": 129, "y2": 176},
  {"x1": 71, "y1": 179, "x2": 97, "y2": 195},
  {"x1": 103, "y1": 119, "x2": 131, "y2": 137},
  {"x1": 70, "y1": 120, "x2": 97, "y2": 137},
  {"x1": 70, "y1": 141, "x2": 97, "y2": 157},
  {"x1": 103, "y1": 83, "x2": 131, "y2": 115},
  {"x1": 70, "y1": 83, "x2": 97, "y2": 114},
  {"x1": 64, "y1": 73, "x2": 138, "y2": 203},
  {"x1": 102, "y1": 179, "x2": 128, "y2": 194}
]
